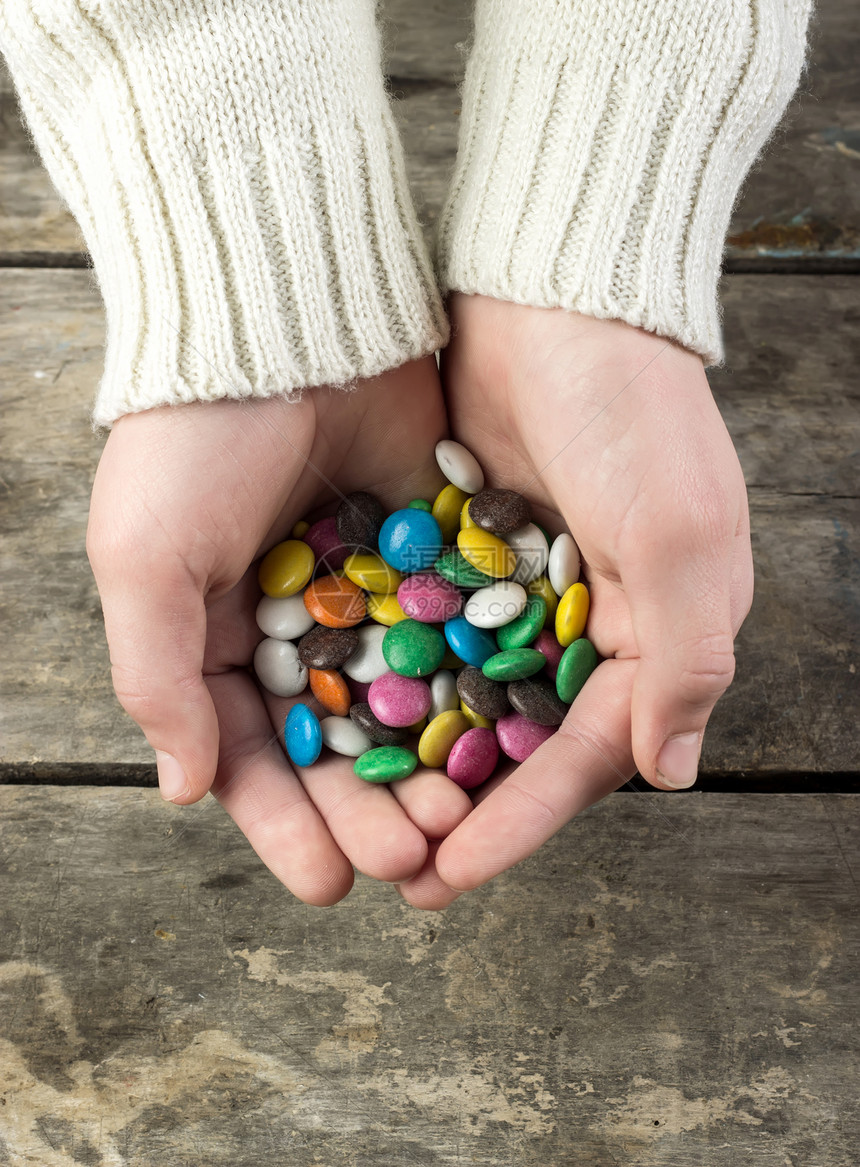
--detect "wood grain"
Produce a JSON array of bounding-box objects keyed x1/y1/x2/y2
[
  {"x1": 0, "y1": 786, "x2": 855, "y2": 1165},
  {"x1": 1, "y1": 270, "x2": 857, "y2": 775}
]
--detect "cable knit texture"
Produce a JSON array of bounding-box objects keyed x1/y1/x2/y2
[
  {"x1": 436, "y1": 0, "x2": 813, "y2": 366},
  {"x1": 1, "y1": 2, "x2": 813, "y2": 425},
  {"x1": 1, "y1": 0, "x2": 449, "y2": 425}
]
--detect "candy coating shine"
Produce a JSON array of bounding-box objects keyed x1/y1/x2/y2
[
  {"x1": 258, "y1": 540, "x2": 315, "y2": 598},
  {"x1": 555, "y1": 582, "x2": 590, "y2": 647}
]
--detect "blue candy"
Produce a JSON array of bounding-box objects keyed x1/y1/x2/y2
[
  {"x1": 284, "y1": 703, "x2": 323, "y2": 767},
  {"x1": 443, "y1": 615, "x2": 498, "y2": 668},
  {"x1": 378, "y1": 509, "x2": 443, "y2": 573}
]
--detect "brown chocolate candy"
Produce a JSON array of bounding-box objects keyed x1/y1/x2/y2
[
  {"x1": 297, "y1": 625, "x2": 358, "y2": 671},
  {"x1": 468, "y1": 489, "x2": 531, "y2": 536},
  {"x1": 336, "y1": 491, "x2": 386, "y2": 552},
  {"x1": 507, "y1": 677, "x2": 569, "y2": 726},
  {"x1": 349, "y1": 702, "x2": 409, "y2": 746},
  {"x1": 456, "y1": 666, "x2": 510, "y2": 721}
]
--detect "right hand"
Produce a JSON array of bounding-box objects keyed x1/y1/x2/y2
[{"x1": 87, "y1": 358, "x2": 473, "y2": 905}]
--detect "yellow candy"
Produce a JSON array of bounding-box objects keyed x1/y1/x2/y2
[
  {"x1": 440, "y1": 644, "x2": 465, "y2": 670},
  {"x1": 343, "y1": 552, "x2": 402, "y2": 595},
  {"x1": 366, "y1": 591, "x2": 408, "y2": 626},
  {"x1": 460, "y1": 700, "x2": 494, "y2": 731},
  {"x1": 555, "y1": 582, "x2": 590, "y2": 647},
  {"x1": 460, "y1": 496, "x2": 476, "y2": 530},
  {"x1": 432, "y1": 484, "x2": 471, "y2": 543},
  {"x1": 258, "y1": 539, "x2": 315, "y2": 598},
  {"x1": 419, "y1": 710, "x2": 470, "y2": 767},
  {"x1": 408, "y1": 716, "x2": 429, "y2": 736},
  {"x1": 456, "y1": 528, "x2": 515, "y2": 579},
  {"x1": 528, "y1": 574, "x2": 559, "y2": 623},
  {"x1": 291, "y1": 519, "x2": 310, "y2": 539}
]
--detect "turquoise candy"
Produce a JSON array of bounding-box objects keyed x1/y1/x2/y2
[
  {"x1": 284, "y1": 703, "x2": 323, "y2": 767},
  {"x1": 382, "y1": 619, "x2": 446, "y2": 678},
  {"x1": 496, "y1": 593, "x2": 547, "y2": 651},
  {"x1": 435, "y1": 550, "x2": 490, "y2": 589},
  {"x1": 482, "y1": 648, "x2": 546, "y2": 682},
  {"x1": 444, "y1": 615, "x2": 498, "y2": 668},
  {"x1": 408, "y1": 498, "x2": 432, "y2": 512},
  {"x1": 378, "y1": 509, "x2": 443, "y2": 573},
  {"x1": 354, "y1": 746, "x2": 419, "y2": 783},
  {"x1": 556, "y1": 638, "x2": 599, "y2": 704}
]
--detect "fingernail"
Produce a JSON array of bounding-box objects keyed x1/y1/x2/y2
[
  {"x1": 656, "y1": 732, "x2": 701, "y2": 789},
  {"x1": 155, "y1": 751, "x2": 190, "y2": 802}
]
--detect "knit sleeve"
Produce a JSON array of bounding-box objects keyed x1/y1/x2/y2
[
  {"x1": 435, "y1": 0, "x2": 813, "y2": 366},
  {"x1": 0, "y1": 0, "x2": 449, "y2": 426}
]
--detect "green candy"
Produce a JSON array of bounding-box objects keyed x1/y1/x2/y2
[
  {"x1": 354, "y1": 746, "x2": 418, "y2": 783},
  {"x1": 496, "y1": 593, "x2": 547, "y2": 651},
  {"x1": 382, "y1": 618, "x2": 446, "y2": 678},
  {"x1": 556, "y1": 638, "x2": 598, "y2": 704},
  {"x1": 408, "y1": 498, "x2": 432, "y2": 512},
  {"x1": 482, "y1": 648, "x2": 546, "y2": 682},
  {"x1": 434, "y1": 549, "x2": 490, "y2": 589}
]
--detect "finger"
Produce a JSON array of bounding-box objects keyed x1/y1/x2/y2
[
  {"x1": 208, "y1": 672, "x2": 355, "y2": 906},
  {"x1": 260, "y1": 691, "x2": 430, "y2": 884},
  {"x1": 396, "y1": 841, "x2": 463, "y2": 911},
  {"x1": 624, "y1": 512, "x2": 753, "y2": 791},
  {"x1": 435, "y1": 659, "x2": 636, "y2": 892},
  {"x1": 390, "y1": 768, "x2": 474, "y2": 839},
  {"x1": 89, "y1": 543, "x2": 219, "y2": 805}
]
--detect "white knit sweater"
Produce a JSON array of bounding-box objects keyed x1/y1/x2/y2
[{"x1": 1, "y1": 1, "x2": 811, "y2": 426}]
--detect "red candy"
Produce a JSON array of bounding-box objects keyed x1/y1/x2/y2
[
  {"x1": 303, "y1": 516, "x2": 350, "y2": 572},
  {"x1": 532, "y1": 629, "x2": 565, "y2": 682}
]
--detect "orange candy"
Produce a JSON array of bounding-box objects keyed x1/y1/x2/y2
[
  {"x1": 309, "y1": 669, "x2": 351, "y2": 717},
  {"x1": 303, "y1": 574, "x2": 366, "y2": 628}
]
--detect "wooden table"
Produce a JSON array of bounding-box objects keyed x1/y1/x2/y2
[{"x1": 1, "y1": 2, "x2": 857, "y2": 1163}]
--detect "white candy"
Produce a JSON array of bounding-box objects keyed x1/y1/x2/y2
[
  {"x1": 341, "y1": 623, "x2": 388, "y2": 682},
  {"x1": 506, "y1": 523, "x2": 549, "y2": 585},
  {"x1": 435, "y1": 439, "x2": 484, "y2": 494},
  {"x1": 320, "y1": 716, "x2": 373, "y2": 758},
  {"x1": 256, "y1": 594, "x2": 316, "y2": 641},
  {"x1": 548, "y1": 533, "x2": 581, "y2": 597},
  {"x1": 429, "y1": 669, "x2": 459, "y2": 721},
  {"x1": 464, "y1": 581, "x2": 528, "y2": 629},
  {"x1": 252, "y1": 638, "x2": 308, "y2": 698}
]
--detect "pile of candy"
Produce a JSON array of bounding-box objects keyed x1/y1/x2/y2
[{"x1": 253, "y1": 440, "x2": 598, "y2": 789}]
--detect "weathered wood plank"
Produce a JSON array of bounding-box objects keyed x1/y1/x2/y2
[
  {"x1": 724, "y1": 1, "x2": 860, "y2": 269},
  {"x1": 1, "y1": 270, "x2": 857, "y2": 775},
  {"x1": 2, "y1": 0, "x2": 858, "y2": 267},
  {"x1": 0, "y1": 787, "x2": 856, "y2": 1165}
]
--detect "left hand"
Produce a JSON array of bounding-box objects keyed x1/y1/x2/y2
[{"x1": 397, "y1": 293, "x2": 753, "y2": 909}]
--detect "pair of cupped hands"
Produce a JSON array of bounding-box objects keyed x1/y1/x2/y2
[{"x1": 87, "y1": 293, "x2": 753, "y2": 910}]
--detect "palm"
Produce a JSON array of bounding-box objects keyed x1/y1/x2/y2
[
  {"x1": 394, "y1": 294, "x2": 751, "y2": 908},
  {"x1": 89, "y1": 358, "x2": 473, "y2": 906}
]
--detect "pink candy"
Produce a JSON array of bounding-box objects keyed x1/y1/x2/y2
[
  {"x1": 397, "y1": 573, "x2": 463, "y2": 624},
  {"x1": 447, "y1": 727, "x2": 499, "y2": 789},
  {"x1": 348, "y1": 677, "x2": 372, "y2": 705},
  {"x1": 496, "y1": 711, "x2": 556, "y2": 762},
  {"x1": 303, "y1": 516, "x2": 350, "y2": 572},
  {"x1": 368, "y1": 672, "x2": 432, "y2": 728},
  {"x1": 532, "y1": 629, "x2": 564, "y2": 681}
]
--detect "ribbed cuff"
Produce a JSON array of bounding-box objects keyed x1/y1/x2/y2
[
  {"x1": 436, "y1": 0, "x2": 812, "y2": 366},
  {"x1": 2, "y1": 0, "x2": 449, "y2": 426}
]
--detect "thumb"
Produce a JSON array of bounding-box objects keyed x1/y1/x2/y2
[
  {"x1": 90, "y1": 547, "x2": 219, "y2": 804},
  {"x1": 627, "y1": 549, "x2": 741, "y2": 791}
]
